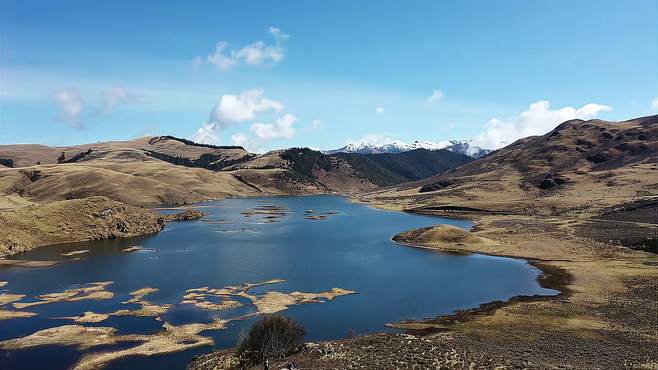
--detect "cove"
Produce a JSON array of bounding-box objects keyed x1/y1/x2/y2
[{"x1": 0, "y1": 195, "x2": 557, "y2": 370}]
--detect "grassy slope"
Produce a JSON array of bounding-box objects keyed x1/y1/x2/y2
[
  {"x1": 334, "y1": 148, "x2": 473, "y2": 186},
  {"x1": 360, "y1": 115, "x2": 658, "y2": 216},
  {"x1": 0, "y1": 196, "x2": 164, "y2": 257}
]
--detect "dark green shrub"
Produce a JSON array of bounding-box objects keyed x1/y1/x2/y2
[{"x1": 237, "y1": 315, "x2": 306, "y2": 366}]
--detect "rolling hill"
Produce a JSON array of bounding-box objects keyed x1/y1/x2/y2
[
  {"x1": 359, "y1": 115, "x2": 658, "y2": 217},
  {"x1": 0, "y1": 136, "x2": 470, "y2": 207}
]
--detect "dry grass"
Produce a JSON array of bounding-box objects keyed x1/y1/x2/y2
[
  {"x1": 394, "y1": 224, "x2": 496, "y2": 250},
  {"x1": 0, "y1": 196, "x2": 164, "y2": 257}
]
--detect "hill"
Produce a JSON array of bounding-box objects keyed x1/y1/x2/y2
[
  {"x1": 0, "y1": 196, "x2": 164, "y2": 257},
  {"x1": 0, "y1": 136, "x2": 469, "y2": 207},
  {"x1": 225, "y1": 147, "x2": 472, "y2": 193},
  {"x1": 0, "y1": 137, "x2": 269, "y2": 207},
  {"x1": 333, "y1": 149, "x2": 473, "y2": 186},
  {"x1": 359, "y1": 115, "x2": 658, "y2": 251}
]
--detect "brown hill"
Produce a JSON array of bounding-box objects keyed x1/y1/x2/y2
[
  {"x1": 0, "y1": 136, "x2": 470, "y2": 208},
  {"x1": 0, "y1": 137, "x2": 308, "y2": 207},
  {"x1": 0, "y1": 196, "x2": 164, "y2": 257},
  {"x1": 0, "y1": 136, "x2": 469, "y2": 256},
  {"x1": 226, "y1": 147, "x2": 473, "y2": 193},
  {"x1": 0, "y1": 136, "x2": 251, "y2": 168},
  {"x1": 359, "y1": 115, "x2": 658, "y2": 217}
]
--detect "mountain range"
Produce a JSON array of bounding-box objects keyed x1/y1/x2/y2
[
  {"x1": 1, "y1": 116, "x2": 655, "y2": 215},
  {"x1": 324, "y1": 139, "x2": 492, "y2": 158},
  {"x1": 360, "y1": 115, "x2": 658, "y2": 222},
  {"x1": 0, "y1": 136, "x2": 473, "y2": 208}
]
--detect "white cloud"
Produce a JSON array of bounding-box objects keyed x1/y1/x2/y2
[
  {"x1": 651, "y1": 97, "x2": 658, "y2": 111},
  {"x1": 206, "y1": 42, "x2": 238, "y2": 71},
  {"x1": 231, "y1": 132, "x2": 249, "y2": 147},
  {"x1": 269, "y1": 27, "x2": 290, "y2": 40},
  {"x1": 200, "y1": 28, "x2": 288, "y2": 71},
  {"x1": 300, "y1": 119, "x2": 322, "y2": 134},
  {"x1": 233, "y1": 132, "x2": 280, "y2": 153},
  {"x1": 472, "y1": 100, "x2": 612, "y2": 149},
  {"x1": 192, "y1": 89, "x2": 290, "y2": 148},
  {"x1": 375, "y1": 106, "x2": 385, "y2": 114},
  {"x1": 101, "y1": 86, "x2": 133, "y2": 114},
  {"x1": 250, "y1": 113, "x2": 297, "y2": 139},
  {"x1": 231, "y1": 132, "x2": 265, "y2": 153},
  {"x1": 191, "y1": 122, "x2": 219, "y2": 145},
  {"x1": 209, "y1": 89, "x2": 283, "y2": 128},
  {"x1": 427, "y1": 89, "x2": 444, "y2": 104},
  {"x1": 54, "y1": 88, "x2": 84, "y2": 129}
]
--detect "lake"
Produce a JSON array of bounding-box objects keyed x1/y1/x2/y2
[{"x1": 0, "y1": 195, "x2": 557, "y2": 369}]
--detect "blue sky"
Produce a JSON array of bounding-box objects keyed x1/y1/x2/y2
[{"x1": 1, "y1": 0, "x2": 656, "y2": 151}]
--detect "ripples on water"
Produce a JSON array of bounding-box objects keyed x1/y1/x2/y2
[{"x1": 0, "y1": 195, "x2": 557, "y2": 370}]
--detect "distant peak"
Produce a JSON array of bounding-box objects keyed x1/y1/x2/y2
[{"x1": 325, "y1": 139, "x2": 491, "y2": 158}]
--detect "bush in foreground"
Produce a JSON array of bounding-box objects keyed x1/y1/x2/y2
[{"x1": 237, "y1": 315, "x2": 306, "y2": 366}]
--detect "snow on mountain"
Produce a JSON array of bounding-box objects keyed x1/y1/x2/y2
[
  {"x1": 443, "y1": 140, "x2": 492, "y2": 158},
  {"x1": 325, "y1": 140, "x2": 491, "y2": 158}
]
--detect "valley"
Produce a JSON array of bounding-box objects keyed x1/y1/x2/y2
[{"x1": 0, "y1": 115, "x2": 656, "y2": 369}]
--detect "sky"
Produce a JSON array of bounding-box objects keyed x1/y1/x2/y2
[{"x1": 1, "y1": 0, "x2": 657, "y2": 152}]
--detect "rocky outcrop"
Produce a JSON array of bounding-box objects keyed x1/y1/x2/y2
[
  {"x1": 162, "y1": 209, "x2": 205, "y2": 222},
  {"x1": 393, "y1": 224, "x2": 496, "y2": 250},
  {"x1": 0, "y1": 196, "x2": 164, "y2": 257}
]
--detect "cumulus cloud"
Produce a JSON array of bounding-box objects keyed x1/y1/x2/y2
[
  {"x1": 100, "y1": 86, "x2": 133, "y2": 114},
  {"x1": 250, "y1": 113, "x2": 297, "y2": 139},
  {"x1": 237, "y1": 41, "x2": 284, "y2": 66},
  {"x1": 651, "y1": 97, "x2": 658, "y2": 111},
  {"x1": 472, "y1": 100, "x2": 612, "y2": 149},
  {"x1": 192, "y1": 90, "x2": 291, "y2": 148},
  {"x1": 231, "y1": 132, "x2": 249, "y2": 146},
  {"x1": 375, "y1": 106, "x2": 385, "y2": 114},
  {"x1": 199, "y1": 28, "x2": 288, "y2": 71},
  {"x1": 208, "y1": 89, "x2": 283, "y2": 128},
  {"x1": 191, "y1": 122, "x2": 219, "y2": 145},
  {"x1": 231, "y1": 132, "x2": 265, "y2": 153},
  {"x1": 54, "y1": 88, "x2": 84, "y2": 129},
  {"x1": 427, "y1": 89, "x2": 444, "y2": 104}
]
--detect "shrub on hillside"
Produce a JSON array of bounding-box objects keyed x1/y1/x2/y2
[{"x1": 237, "y1": 315, "x2": 306, "y2": 366}]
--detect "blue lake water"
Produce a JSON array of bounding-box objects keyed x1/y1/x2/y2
[{"x1": 0, "y1": 195, "x2": 557, "y2": 369}]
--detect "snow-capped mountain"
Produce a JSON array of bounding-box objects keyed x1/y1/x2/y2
[
  {"x1": 325, "y1": 140, "x2": 491, "y2": 158},
  {"x1": 442, "y1": 140, "x2": 492, "y2": 158},
  {"x1": 324, "y1": 140, "x2": 409, "y2": 154}
]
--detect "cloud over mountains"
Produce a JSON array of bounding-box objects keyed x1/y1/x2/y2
[
  {"x1": 191, "y1": 89, "x2": 298, "y2": 151},
  {"x1": 472, "y1": 100, "x2": 612, "y2": 149}
]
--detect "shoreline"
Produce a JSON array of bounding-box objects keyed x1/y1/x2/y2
[
  {"x1": 380, "y1": 206, "x2": 577, "y2": 334},
  {"x1": 3, "y1": 193, "x2": 656, "y2": 369},
  {"x1": 386, "y1": 254, "x2": 572, "y2": 333},
  {"x1": 0, "y1": 194, "x2": 576, "y2": 333},
  {"x1": 246, "y1": 198, "x2": 655, "y2": 368},
  {"x1": 2, "y1": 193, "x2": 564, "y2": 332}
]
